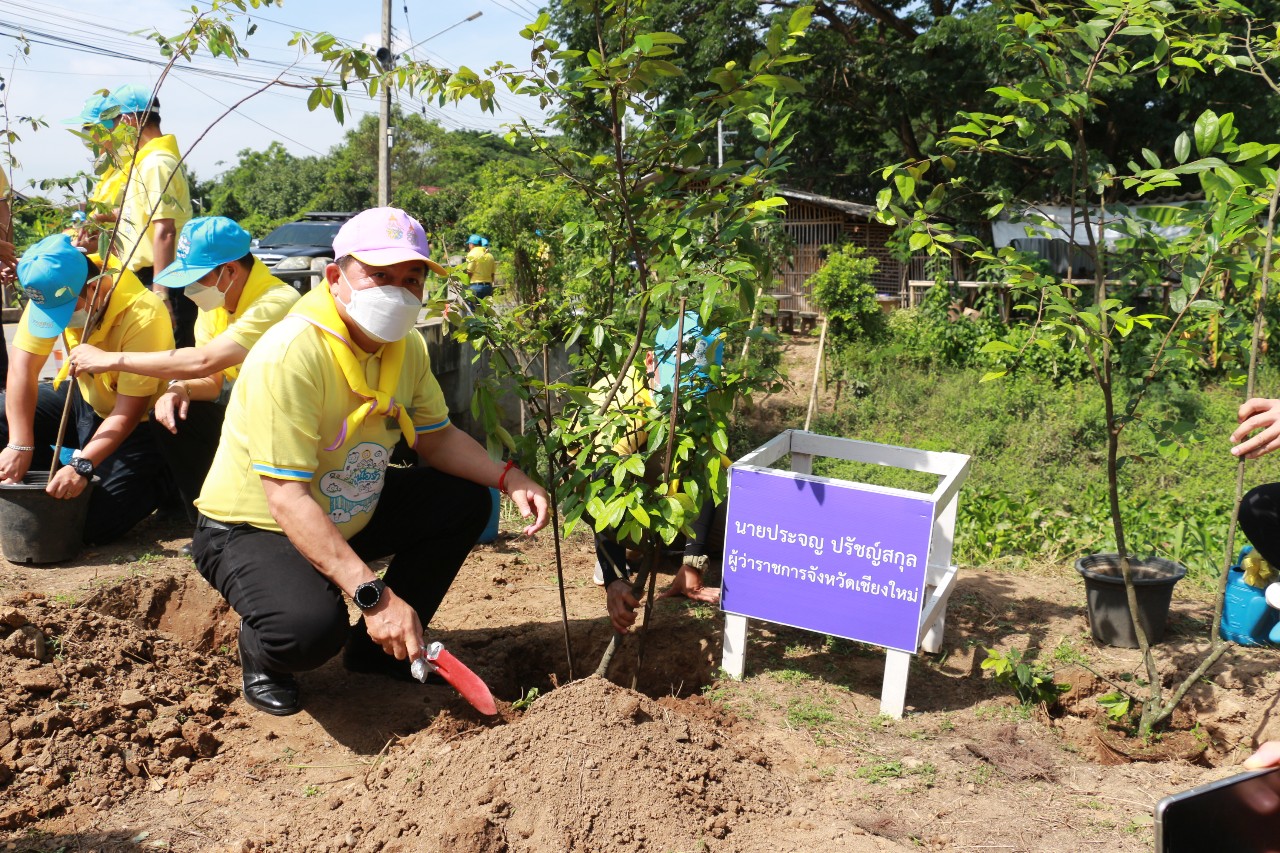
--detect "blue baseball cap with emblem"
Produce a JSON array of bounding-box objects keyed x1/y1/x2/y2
[
  {"x1": 17, "y1": 234, "x2": 90, "y2": 339},
  {"x1": 110, "y1": 83, "x2": 160, "y2": 116},
  {"x1": 154, "y1": 217, "x2": 252, "y2": 291},
  {"x1": 62, "y1": 93, "x2": 121, "y2": 129}
]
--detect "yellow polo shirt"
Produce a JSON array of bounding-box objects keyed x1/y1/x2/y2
[
  {"x1": 195, "y1": 318, "x2": 451, "y2": 539},
  {"x1": 14, "y1": 258, "x2": 172, "y2": 419},
  {"x1": 115, "y1": 134, "x2": 192, "y2": 272},
  {"x1": 465, "y1": 245, "x2": 495, "y2": 283},
  {"x1": 88, "y1": 163, "x2": 129, "y2": 209},
  {"x1": 193, "y1": 258, "x2": 300, "y2": 384}
]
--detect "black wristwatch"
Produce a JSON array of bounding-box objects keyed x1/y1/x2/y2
[
  {"x1": 70, "y1": 456, "x2": 94, "y2": 480},
  {"x1": 353, "y1": 579, "x2": 386, "y2": 611}
]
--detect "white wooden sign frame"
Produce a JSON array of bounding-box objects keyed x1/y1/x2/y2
[{"x1": 720, "y1": 429, "x2": 971, "y2": 718}]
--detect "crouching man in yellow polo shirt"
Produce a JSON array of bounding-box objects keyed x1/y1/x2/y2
[
  {"x1": 191, "y1": 207, "x2": 550, "y2": 716},
  {"x1": 68, "y1": 217, "x2": 299, "y2": 529},
  {"x1": 0, "y1": 234, "x2": 174, "y2": 544}
]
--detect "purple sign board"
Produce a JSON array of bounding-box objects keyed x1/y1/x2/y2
[{"x1": 721, "y1": 466, "x2": 935, "y2": 654}]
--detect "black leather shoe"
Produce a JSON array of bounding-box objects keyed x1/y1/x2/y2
[
  {"x1": 239, "y1": 636, "x2": 300, "y2": 716},
  {"x1": 343, "y1": 622, "x2": 442, "y2": 684},
  {"x1": 179, "y1": 542, "x2": 193, "y2": 557}
]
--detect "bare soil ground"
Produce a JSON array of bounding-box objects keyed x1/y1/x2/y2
[{"x1": 3, "y1": 334, "x2": 1279, "y2": 853}]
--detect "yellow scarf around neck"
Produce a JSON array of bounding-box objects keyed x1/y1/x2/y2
[
  {"x1": 208, "y1": 264, "x2": 275, "y2": 382},
  {"x1": 289, "y1": 286, "x2": 415, "y2": 451}
]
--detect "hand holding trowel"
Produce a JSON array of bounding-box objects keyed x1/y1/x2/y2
[{"x1": 411, "y1": 641, "x2": 498, "y2": 716}]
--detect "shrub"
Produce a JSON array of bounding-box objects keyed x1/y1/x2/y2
[{"x1": 808, "y1": 244, "x2": 886, "y2": 347}]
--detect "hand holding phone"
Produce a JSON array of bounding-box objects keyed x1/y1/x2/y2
[{"x1": 1155, "y1": 765, "x2": 1280, "y2": 853}]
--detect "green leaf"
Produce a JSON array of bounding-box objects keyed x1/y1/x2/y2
[
  {"x1": 908, "y1": 231, "x2": 931, "y2": 252},
  {"x1": 1173, "y1": 132, "x2": 1189, "y2": 164},
  {"x1": 1194, "y1": 110, "x2": 1221, "y2": 156},
  {"x1": 752, "y1": 74, "x2": 803, "y2": 93},
  {"x1": 787, "y1": 6, "x2": 813, "y2": 35},
  {"x1": 980, "y1": 340, "x2": 1016, "y2": 354},
  {"x1": 894, "y1": 174, "x2": 916, "y2": 200}
]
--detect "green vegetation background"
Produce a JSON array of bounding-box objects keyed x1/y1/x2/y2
[{"x1": 793, "y1": 336, "x2": 1280, "y2": 590}]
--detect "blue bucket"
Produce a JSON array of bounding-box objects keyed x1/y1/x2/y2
[{"x1": 476, "y1": 487, "x2": 501, "y2": 544}]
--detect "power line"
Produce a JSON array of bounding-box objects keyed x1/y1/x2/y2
[
  {"x1": 0, "y1": 9, "x2": 547, "y2": 140},
  {"x1": 168, "y1": 73, "x2": 330, "y2": 158}
]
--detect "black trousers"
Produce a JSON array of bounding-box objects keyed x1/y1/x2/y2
[
  {"x1": 0, "y1": 382, "x2": 169, "y2": 544},
  {"x1": 191, "y1": 465, "x2": 490, "y2": 674},
  {"x1": 154, "y1": 400, "x2": 224, "y2": 524},
  {"x1": 136, "y1": 266, "x2": 197, "y2": 349},
  {"x1": 1239, "y1": 483, "x2": 1280, "y2": 567}
]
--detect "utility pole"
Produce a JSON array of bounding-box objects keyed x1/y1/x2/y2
[{"x1": 377, "y1": 0, "x2": 393, "y2": 206}]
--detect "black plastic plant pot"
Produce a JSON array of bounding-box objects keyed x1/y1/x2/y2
[
  {"x1": 1075, "y1": 553, "x2": 1187, "y2": 648},
  {"x1": 0, "y1": 471, "x2": 95, "y2": 564}
]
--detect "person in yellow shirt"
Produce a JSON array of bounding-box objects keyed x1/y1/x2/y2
[
  {"x1": 63, "y1": 92, "x2": 131, "y2": 250},
  {"x1": 593, "y1": 313, "x2": 726, "y2": 633},
  {"x1": 111, "y1": 84, "x2": 195, "y2": 348},
  {"x1": 0, "y1": 167, "x2": 13, "y2": 391},
  {"x1": 464, "y1": 234, "x2": 496, "y2": 300},
  {"x1": 68, "y1": 217, "x2": 300, "y2": 526},
  {"x1": 0, "y1": 234, "x2": 174, "y2": 545},
  {"x1": 191, "y1": 207, "x2": 550, "y2": 716}
]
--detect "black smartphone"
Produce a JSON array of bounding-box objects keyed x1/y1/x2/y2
[{"x1": 1155, "y1": 766, "x2": 1280, "y2": 852}]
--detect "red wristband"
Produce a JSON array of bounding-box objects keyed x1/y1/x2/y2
[{"x1": 497, "y1": 459, "x2": 516, "y2": 494}]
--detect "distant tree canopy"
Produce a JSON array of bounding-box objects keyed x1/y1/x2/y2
[
  {"x1": 546, "y1": 0, "x2": 1280, "y2": 211},
  {"x1": 183, "y1": 0, "x2": 1280, "y2": 245},
  {"x1": 203, "y1": 111, "x2": 542, "y2": 237}
]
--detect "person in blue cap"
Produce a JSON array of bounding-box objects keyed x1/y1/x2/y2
[
  {"x1": 68, "y1": 217, "x2": 300, "y2": 527},
  {"x1": 0, "y1": 233, "x2": 174, "y2": 544},
  {"x1": 593, "y1": 312, "x2": 726, "y2": 632},
  {"x1": 110, "y1": 84, "x2": 196, "y2": 349},
  {"x1": 64, "y1": 92, "x2": 130, "y2": 250},
  {"x1": 464, "y1": 234, "x2": 495, "y2": 299}
]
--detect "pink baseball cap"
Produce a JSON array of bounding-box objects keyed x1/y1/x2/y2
[{"x1": 333, "y1": 207, "x2": 434, "y2": 268}]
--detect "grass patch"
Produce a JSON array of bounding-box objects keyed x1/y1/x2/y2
[
  {"x1": 785, "y1": 698, "x2": 838, "y2": 730},
  {"x1": 787, "y1": 350, "x2": 1280, "y2": 586}
]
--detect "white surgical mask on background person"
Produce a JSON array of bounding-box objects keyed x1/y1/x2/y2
[
  {"x1": 68, "y1": 308, "x2": 89, "y2": 328},
  {"x1": 338, "y1": 272, "x2": 421, "y2": 343},
  {"x1": 185, "y1": 268, "x2": 227, "y2": 312}
]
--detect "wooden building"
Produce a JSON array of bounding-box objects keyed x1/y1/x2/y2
[{"x1": 774, "y1": 187, "x2": 906, "y2": 314}]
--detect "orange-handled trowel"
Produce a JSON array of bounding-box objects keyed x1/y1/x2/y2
[{"x1": 411, "y1": 641, "x2": 497, "y2": 716}]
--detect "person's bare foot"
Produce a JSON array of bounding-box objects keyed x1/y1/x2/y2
[{"x1": 659, "y1": 563, "x2": 720, "y2": 604}]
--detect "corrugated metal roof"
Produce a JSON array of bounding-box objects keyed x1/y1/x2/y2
[{"x1": 777, "y1": 187, "x2": 877, "y2": 219}]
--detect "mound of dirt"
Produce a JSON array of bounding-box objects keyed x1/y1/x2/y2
[
  {"x1": 334, "y1": 677, "x2": 789, "y2": 853},
  {"x1": 0, "y1": 590, "x2": 241, "y2": 831}
]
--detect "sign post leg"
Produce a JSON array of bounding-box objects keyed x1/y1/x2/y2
[
  {"x1": 722, "y1": 613, "x2": 748, "y2": 679},
  {"x1": 880, "y1": 649, "x2": 910, "y2": 718}
]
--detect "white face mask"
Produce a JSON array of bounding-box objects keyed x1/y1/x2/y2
[
  {"x1": 338, "y1": 272, "x2": 421, "y2": 344},
  {"x1": 68, "y1": 308, "x2": 89, "y2": 328},
  {"x1": 184, "y1": 269, "x2": 227, "y2": 312}
]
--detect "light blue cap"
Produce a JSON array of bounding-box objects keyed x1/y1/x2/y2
[
  {"x1": 63, "y1": 93, "x2": 120, "y2": 129},
  {"x1": 654, "y1": 310, "x2": 722, "y2": 395},
  {"x1": 110, "y1": 83, "x2": 159, "y2": 115},
  {"x1": 17, "y1": 234, "x2": 89, "y2": 338},
  {"x1": 154, "y1": 217, "x2": 252, "y2": 290}
]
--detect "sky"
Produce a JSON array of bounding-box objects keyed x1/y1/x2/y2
[{"x1": 0, "y1": 0, "x2": 548, "y2": 198}]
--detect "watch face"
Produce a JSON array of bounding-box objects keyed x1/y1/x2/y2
[
  {"x1": 72, "y1": 457, "x2": 93, "y2": 477},
  {"x1": 355, "y1": 581, "x2": 382, "y2": 609}
]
